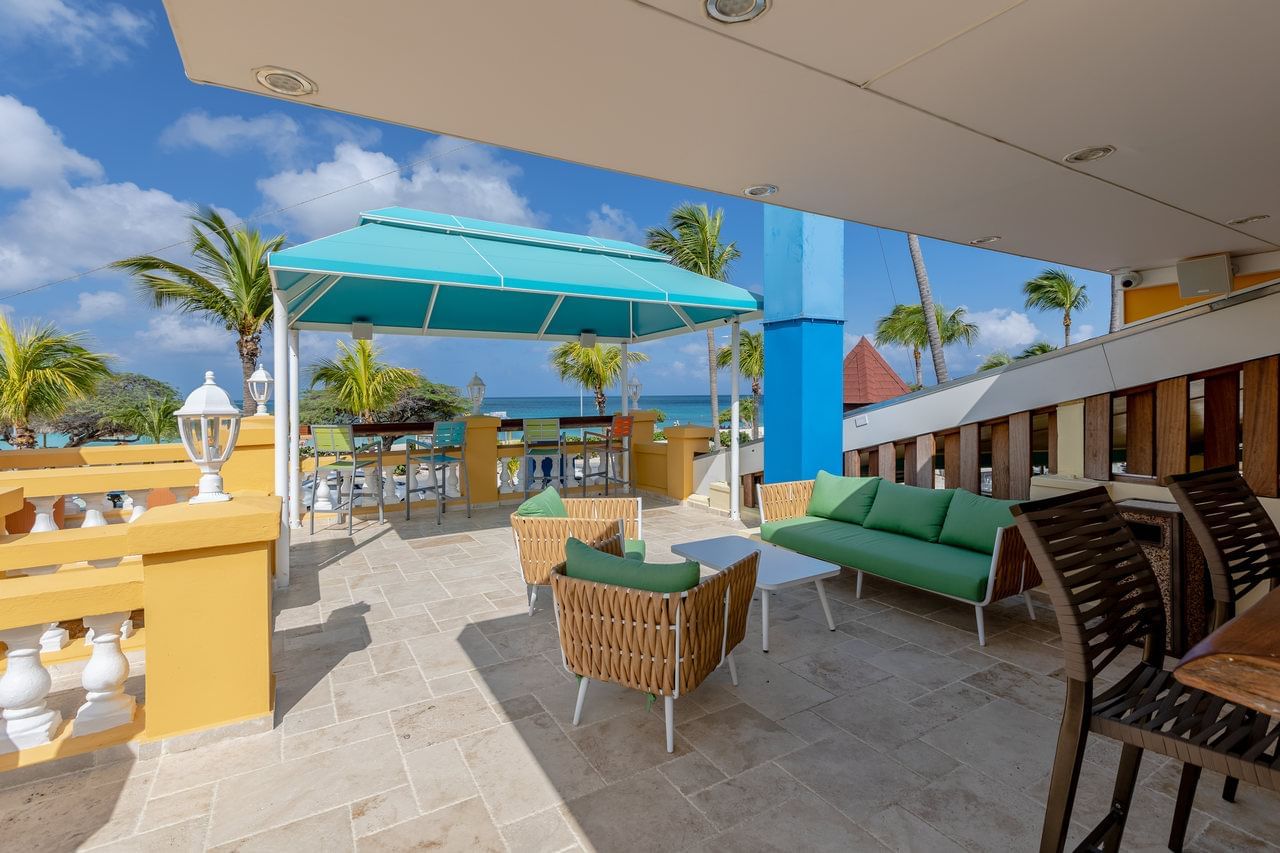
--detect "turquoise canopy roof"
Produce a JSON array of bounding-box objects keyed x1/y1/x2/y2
[{"x1": 269, "y1": 207, "x2": 763, "y2": 342}]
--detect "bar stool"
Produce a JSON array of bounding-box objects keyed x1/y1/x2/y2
[
  {"x1": 308, "y1": 424, "x2": 385, "y2": 535},
  {"x1": 402, "y1": 421, "x2": 471, "y2": 524},
  {"x1": 581, "y1": 415, "x2": 633, "y2": 496},
  {"x1": 522, "y1": 418, "x2": 563, "y2": 497}
]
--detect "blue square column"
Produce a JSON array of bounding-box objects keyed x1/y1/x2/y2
[{"x1": 762, "y1": 208, "x2": 844, "y2": 484}]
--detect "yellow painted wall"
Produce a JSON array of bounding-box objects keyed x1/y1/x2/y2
[{"x1": 1124, "y1": 270, "x2": 1280, "y2": 324}]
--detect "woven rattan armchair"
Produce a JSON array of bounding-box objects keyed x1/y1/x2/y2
[
  {"x1": 510, "y1": 497, "x2": 642, "y2": 615},
  {"x1": 1167, "y1": 465, "x2": 1280, "y2": 812},
  {"x1": 1011, "y1": 487, "x2": 1279, "y2": 853},
  {"x1": 549, "y1": 533, "x2": 757, "y2": 752}
]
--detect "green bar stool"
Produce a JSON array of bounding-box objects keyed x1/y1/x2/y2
[
  {"x1": 522, "y1": 418, "x2": 563, "y2": 498},
  {"x1": 403, "y1": 420, "x2": 471, "y2": 524},
  {"x1": 309, "y1": 424, "x2": 385, "y2": 535}
]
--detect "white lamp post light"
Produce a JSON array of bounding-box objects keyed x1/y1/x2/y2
[
  {"x1": 627, "y1": 375, "x2": 642, "y2": 410},
  {"x1": 248, "y1": 363, "x2": 274, "y2": 415},
  {"x1": 174, "y1": 371, "x2": 242, "y2": 504},
  {"x1": 466, "y1": 372, "x2": 486, "y2": 415}
]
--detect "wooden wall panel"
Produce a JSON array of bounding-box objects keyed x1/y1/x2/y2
[
  {"x1": 1156, "y1": 376, "x2": 1189, "y2": 481},
  {"x1": 1204, "y1": 372, "x2": 1241, "y2": 470},
  {"x1": 903, "y1": 444, "x2": 917, "y2": 487},
  {"x1": 843, "y1": 449, "x2": 859, "y2": 477},
  {"x1": 1047, "y1": 410, "x2": 1058, "y2": 474},
  {"x1": 1244, "y1": 356, "x2": 1279, "y2": 497},
  {"x1": 877, "y1": 443, "x2": 896, "y2": 482},
  {"x1": 1008, "y1": 411, "x2": 1032, "y2": 500},
  {"x1": 943, "y1": 433, "x2": 960, "y2": 488},
  {"x1": 990, "y1": 421, "x2": 1010, "y2": 499},
  {"x1": 1126, "y1": 389, "x2": 1155, "y2": 476},
  {"x1": 959, "y1": 423, "x2": 980, "y2": 493},
  {"x1": 1084, "y1": 393, "x2": 1112, "y2": 481},
  {"x1": 915, "y1": 434, "x2": 936, "y2": 489}
]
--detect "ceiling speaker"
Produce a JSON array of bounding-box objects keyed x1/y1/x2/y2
[{"x1": 1175, "y1": 254, "x2": 1232, "y2": 299}]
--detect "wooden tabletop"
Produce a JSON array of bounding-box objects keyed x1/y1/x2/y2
[{"x1": 1174, "y1": 587, "x2": 1280, "y2": 716}]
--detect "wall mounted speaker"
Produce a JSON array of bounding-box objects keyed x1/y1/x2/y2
[{"x1": 1176, "y1": 254, "x2": 1232, "y2": 299}]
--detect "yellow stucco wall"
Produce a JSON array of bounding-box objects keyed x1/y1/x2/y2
[{"x1": 1124, "y1": 270, "x2": 1280, "y2": 324}]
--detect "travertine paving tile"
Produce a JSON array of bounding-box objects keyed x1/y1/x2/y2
[
  {"x1": 563, "y1": 768, "x2": 714, "y2": 851},
  {"x1": 689, "y1": 761, "x2": 807, "y2": 831},
  {"x1": 679, "y1": 702, "x2": 804, "y2": 776},
  {"x1": 777, "y1": 734, "x2": 927, "y2": 822},
  {"x1": 356, "y1": 796, "x2": 503, "y2": 852},
  {"x1": 696, "y1": 791, "x2": 887, "y2": 852},
  {"x1": 151, "y1": 730, "x2": 281, "y2": 797},
  {"x1": 331, "y1": 666, "x2": 429, "y2": 720},
  {"x1": 566, "y1": 709, "x2": 691, "y2": 783},
  {"x1": 350, "y1": 784, "x2": 418, "y2": 839},
  {"x1": 207, "y1": 806, "x2": 353, "y2": 852},
  {"x1": 390, "y1": 688, "x2": 501, "y2": 752}
]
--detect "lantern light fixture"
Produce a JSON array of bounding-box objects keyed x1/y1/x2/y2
[
  {"x1": 247, "y1": 363, "x2": 274, "y2": 415},
  {"x1": 466, "y1": 372, "x2": 487, "y2": 415},
  {"x1": 627, "y1": 374, "x2": 642, "y2": 409},
  {"x1": 174, "y1": 371, "x2": 242, "y2": 504}
]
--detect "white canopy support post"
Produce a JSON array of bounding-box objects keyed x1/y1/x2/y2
[
  {"x1": 272, "y1": 287, "x2": 291, "y2": 589},
  {"x1": 288, "y1": 329, "x2": 301, "y2": 529},
  {"x1": 730, "y1": 320, "x2": 741, "y2": 521},
  {"x1": 620, "y1": 342, "x2": 629, "y2": 416}
]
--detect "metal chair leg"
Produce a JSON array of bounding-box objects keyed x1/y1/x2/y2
[
  {"x1": 664, "y1": 696, "x2": 675, "y2": 753},
  {"x1": 1168, "y1": 763, "x2": 1202, "y2": 852},
  {"x1": 572, "y1": 677, "x2": 588, "y2": 726},
  {"x1": 1100, "y1": 743, "x2": 1143, "y2": 853},
  {"x1": 1222, "y1": 775, "x2": 1239, "y2": 803},
  {"x1": 1040, "y1": 679, "x2": 1090, "y2": 853},
  {"x1": 463, "y1": 458, "x2": 471, "y2": 518},
  {"x1": 309, "y1": 466, "x2": 318, "y2": 534},
  {"x1": 347, "y1": 464, "x2": 355, "y2": 536}
]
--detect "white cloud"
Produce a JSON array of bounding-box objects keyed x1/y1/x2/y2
[
  {"x1": 0, "y1": 97, "x2": 196, "y2": 293},
  {"x1": 586, "y1": 204, "x2": 642, "y2": 243},
  {"x1": 1073, "y1": 324, "x2": 1096, "y2": 342},
  {"x1": 0, "y1": 0, "x2": 150, "y2": 66},
  {"x1": 0, "y1": 95, "x2": 102, "y2": 190},
  {"x1": 62, "y1": 289, "x2": 127, "y2": 324},
  {"x1": 136, "y1": 315, "x2": 228, "y2": 353},
  {"x1": 258, "y1": 137, "x2": 540, "y2": 240},
  {"x1": 160, "y1": 111, "x2": 304, "y2": 164},
  {"x1": 966, "y1": 307, "x2": 1039, "y2": 351}
]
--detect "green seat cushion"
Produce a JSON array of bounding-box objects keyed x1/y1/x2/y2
[
  {"x1": 938, "y1": 489, "x2": 1019, "y2": 555},
  {"x1": 564, "y1": 538, "x2": 699, "y2": 594},
  {"x1": 761, "y1": 517, "x2": 992, "y2": 601},
  {"x1": 862, "y1": 482, "x2": 955, "y2": 542},
  {"x1": 806, "y1": 470, "x2": 881, "y2": 526},
  {"x1": 624, "y1": 539, "x2": 646, "y2": 561},
  {"x1": 515, "y1": 486, "x2": 568, "y2": 518}
]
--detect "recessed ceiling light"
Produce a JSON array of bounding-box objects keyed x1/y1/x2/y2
[
  {"x1": 743, "y1": 184, "x2": 778, "y2": 198},
  {"x1": 969, "y1": 235, "x2": 1001, "y2": 245},
  {"x1": 254, "y1": 66, "x2": 317, "y2": 97},
  {"x1": 706, "y1": 0, "x2": 767, "y2": 23},
  {"x1": 1062, "y1": 145, "x2": 1116, "y2": 164},
  {"x1": 1227, "y1": 214, "x2": 1270, "y2": 226}
]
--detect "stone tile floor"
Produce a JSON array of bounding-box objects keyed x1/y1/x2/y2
[{"x1": 3, "y1": 497, "x2": 1279, "y2": 851}]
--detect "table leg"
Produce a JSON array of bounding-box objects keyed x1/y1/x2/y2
[
  {"x1": 815, "y1": 579, "x2": 836, "y2": 631},
  {"x1": 761, "y1": 590, "x2": 770, "y2": 653}
]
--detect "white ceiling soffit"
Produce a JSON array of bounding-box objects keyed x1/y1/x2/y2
[{"x1": 161, "y1": 0, "x2": 1280, "y2": 272}]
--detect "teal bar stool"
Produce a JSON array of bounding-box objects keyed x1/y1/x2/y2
[
  {"x1": 309, "y1": 425, "x2": 385, "y2": 535},
  {"x1": 403, "y1": 420, "x2": 471, "y2": 524},
  {"x1": 522, "y1": 418, "x2": 563, "y2": 497}
]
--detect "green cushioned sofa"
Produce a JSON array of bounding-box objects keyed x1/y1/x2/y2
[{"x1": 757, "y1": 472, "x2": 1041, "y2": 645}]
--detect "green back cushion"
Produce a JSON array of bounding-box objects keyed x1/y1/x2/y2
[
  {"x1": 938, "y1": 489, "x2": 1019, "y2": 555},
  {"x1": 806, "y1": 470, "x2": 881, "y2": 526},
  {"x1": 564, "y1": 538, "x2": 700, "y2": 594},
  {"x1": 862, "y1": 482, "x2": 955, "y2": 542},
  {"x1": 516, "y1": 486, "x2": 568, "y2": 518}
]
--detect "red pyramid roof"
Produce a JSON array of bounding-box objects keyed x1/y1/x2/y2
[{"x1": 844, "y1": 336, "x2": 911, "y2": 407}]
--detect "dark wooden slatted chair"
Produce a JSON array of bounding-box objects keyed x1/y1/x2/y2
[
  {"x1": 1011, "y1": 487, "x2": 1279, "y2": 853},
  {"x1": 1166, "y1": 465, "x2": 1280, "y2": 813}
]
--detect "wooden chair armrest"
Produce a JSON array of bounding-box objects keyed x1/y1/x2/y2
[{"x1": 756, "y1": 480, "x2": 814, "y2": 524}]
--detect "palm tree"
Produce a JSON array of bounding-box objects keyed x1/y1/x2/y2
[
  {"x1": 1020, "y1": 341, "x2": 1057, "y2": 358},
  {"x1": 978, "y1": 351, "x2": 1014, "y2": 372},
  {"x1": 112, "y1": 207, "x2": 286, "y2": 415},
  {"x1": 550, "y1": 343, "x2": 648, "y2": 415},
  {"x1": 874, "y1": 304, "x2": 979, "y2": 387},
  {"x1": 646, "y1": 204, "x2": 741, "y2": 431},
  {"x1": 907, "y1": 235, "x2": 949, "y2": 382},
  {"x1": 1023, "y1": 268, "x2": 1089, "y2": 347},
  {"x1": 0, "y1": 316, "x2": 112, "y2": 449},
  {"x1": 715, "y1": 329, "x2": 763, "y2": 439},
  {"x1": 978, "y1": 341, "x2": 1058, "y2": 372},
  {"x1": 309, "y1": 340, "x2": 419, "y2": 423},
  {"x1": 111, "y1": 393, "x2": 181, "y2": 443}
]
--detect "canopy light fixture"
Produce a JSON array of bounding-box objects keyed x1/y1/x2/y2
[
  {"x1": 579, "y1": 331, "x2": 598, "y2": 348},
  {"x1": 970, "y1": 235, "x2": 1001, "y2": 245},
  {"x1": 1062, "y1": 145, "x2": 1116, "y2": 164},
  {"x1": 706, "y1": 0, "x2": 767, "y2": 23},
  {"x1": 253, "y1": 66, "x2": 317, "y2": 97},
  {"x1": 1227, "y1": 214, "x2": 1270, "y2": 226},
  {"x1": 743, "y1": 184, "x2": 778, "y2": 198},
  {"x1": 351, "y1": 321, "x2": 373, "y2": 341}
]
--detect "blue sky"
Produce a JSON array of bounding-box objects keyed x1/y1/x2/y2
[{"x1": 0, "y1": 0, "x2": 1111, "y2": 399}]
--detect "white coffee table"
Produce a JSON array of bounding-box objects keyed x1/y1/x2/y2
[{"x1": 672, "y1": 536, "x2": 840, "y2": 653}]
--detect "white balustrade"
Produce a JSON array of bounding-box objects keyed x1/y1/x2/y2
[
  {"x1": 446, "y1": 463, "x2": 461, "y2": 498},
  {"x1": 382, "y1": 471, "x2": 398, "y2": 505},
  {"x1": 78, "y1": 493, "x2": 108, "y2": 528},
  {"x1": 404, "y1": 464, "x2": 417, "y2": 503},
  {"x1": 126, "y1": 490, "x2": 150, "y2": 523},
  {"x1": 0, "y1": 625, "x2": 62, "y2": 752},
  {"x1": 311, "y1": 474, "x2": 334, "y2": 512},
  {"x1": 423, "y1": 462, "x2": 438, "y2": 498},
  {"x1": 29, "y1": 497, "x2": 59, "y2": 533},
  {"x1": 73, "y1": 613, "x2": 136, "y2": 736}
]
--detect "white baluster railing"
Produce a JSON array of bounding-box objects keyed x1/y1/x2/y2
[
  {"x1": 0, "y1": 624, "x2": 62, "y2": 752},
  {"x1": 73, "y1": 613, "x2": 136, "y2": 736}
]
